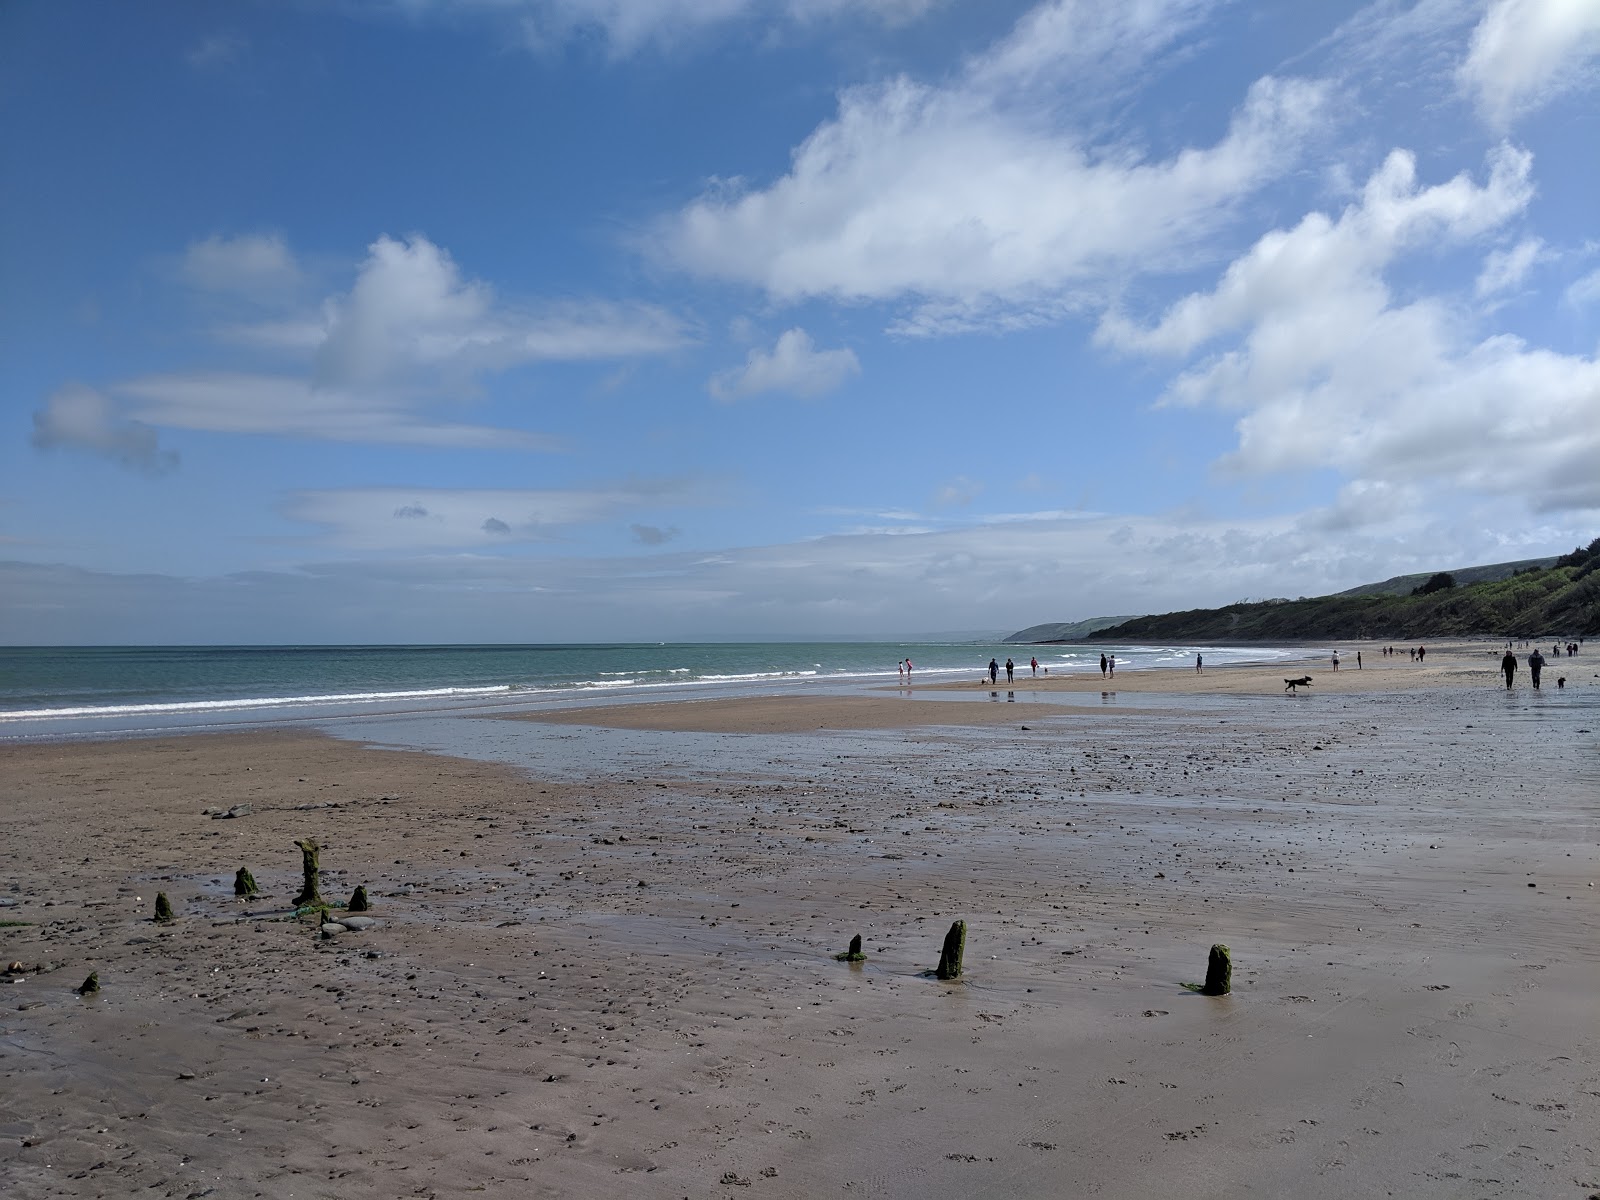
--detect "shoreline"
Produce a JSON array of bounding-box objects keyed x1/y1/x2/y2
[{"x1": 3, "y1": 656, "x2": 1596, "y2": 1197}]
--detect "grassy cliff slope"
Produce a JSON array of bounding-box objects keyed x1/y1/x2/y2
[{"x1": 1081, "y1": 539, "x2": 1600, "y2": 642}]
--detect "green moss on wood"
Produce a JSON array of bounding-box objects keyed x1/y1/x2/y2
[
  {"x1": 153, "y1": 892, "x2": 175, "y2": 923},
  {"x1": 835, "y1": 933, "x2": 867, "y2": 962},
  {"x1": 347, "y1": 885, "x2": 369, "y2": 913},
  {"x1": 234, "y1": 867, "x2": 259, "y2": 898},
  {"x1": 76, "y1": 971, "x2": 100, "y2": 995},
  {"x1": 292, "y1": 838, "x2": 322, "y2": 907},
  {"x1": 935, "y1": 920, "x2": 966, "y2": 980},
  {"x1": 1203, "y1": 943, "x2": 1232, "y2": 995}
]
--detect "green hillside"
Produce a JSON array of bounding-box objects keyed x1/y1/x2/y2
[
  {"x1": 1002, "y1": 615, "x2": 1139, "y2": 644},
  {"x1": 1333, "y1": 556, "x2": 1558, "y2": 597},
  {"x1": 1083, "y1": 538, "x2": 1600, "y2": 642}
]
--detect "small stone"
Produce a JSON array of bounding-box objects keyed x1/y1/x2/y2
[
  {"x1": 339, "y1": 916, "x2": 376, "y2": 931},
  {"x1": 320, "y1": 923, "x2": 347, "y2": 937},
  {"x1": 76, "y1": 972, "x2": 100, "y2": 995},
  {"x1": 177, "y1": 1070, "x2": 196, "y2": 1080}
]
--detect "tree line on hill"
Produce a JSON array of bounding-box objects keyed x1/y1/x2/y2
[{"x1": 1062, "y1": 537, "x2": 1600, "y2": 642}]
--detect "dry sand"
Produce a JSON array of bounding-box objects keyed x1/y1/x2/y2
[{"x1": 2, "y1": 649, "x2": 1597, "y2": 1198}]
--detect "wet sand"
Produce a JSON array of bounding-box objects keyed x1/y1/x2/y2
[{"x1": 2, "y1": 658, "x2": 1597, "y2": 1198}]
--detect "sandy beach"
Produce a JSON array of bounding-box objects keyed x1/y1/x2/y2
[{"x1": 3, "y1": 642, "x2": 1597, "y2": 1198}]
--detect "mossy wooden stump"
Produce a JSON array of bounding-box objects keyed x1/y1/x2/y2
[
  {"x1": 76, "y1": 971, "x2": 100, "y2": 995},
  {"x1": 234, "y1": 867, "x2": 259, "y2": 898},
  {"x1": 292, "y1": 838, "x2": 323, "y2": 907},
  {"x1": 1202, "y1": 943, "x2": 1231, "y2": 995},
  {"x1": 153, "y1": 892, "x2": 175, "y2": 923},
  {"x1": 835, "y1": 934, "x2": 866, "y2": 962},
  {"x1": 935, "y1": 920, "x2": 966, "y2": 980},
  {"x1": 348, "y1": 885, "x2": 369, "y2": 913}
]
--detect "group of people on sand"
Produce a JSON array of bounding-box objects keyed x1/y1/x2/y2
[
  {"x1": 1379, "y1": 645, "x2": 1427, "y2": 661},
  {"x1": 1500, "y1": 638, "x2": 1581, "y2": 690},
  {"x1": 985, "y1": 656, "x2": 1041, "y2": 683}
]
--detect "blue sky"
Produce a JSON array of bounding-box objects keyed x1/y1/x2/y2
[{"x1": 3, "y1": 0, "x2": 1598, "y2": 643}]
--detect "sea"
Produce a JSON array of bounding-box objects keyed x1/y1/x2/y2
[{"x1": 0, "y1": 641, "x2": 1305, "y2": 741}]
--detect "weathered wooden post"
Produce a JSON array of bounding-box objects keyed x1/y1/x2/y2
[
  {"x1": 153, "y1": 892, "x2": 175, "y2": 923},
  {"x1": 234, "y1": 867, "x2": 259, "y2": 898},
  {"x1": 1202, "y1": 943, "x2": 1231, "y2": 995},
  {"x1": 347, "y1": 885, "x2": 370, "y2": 913},
  {"x1": 835, "y1": 934, "x2": 866, "y2": 962},
  {"x1": 935, "y1": 920, "x2": 966, "y2": 980},
  {"x1": 292, "y1": 838, "x2": 322, "y2": 907}
]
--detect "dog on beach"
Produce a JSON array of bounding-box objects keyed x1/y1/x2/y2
[{"x1": 1284, "y1": 675, "x2": 1313, "y2": 693}]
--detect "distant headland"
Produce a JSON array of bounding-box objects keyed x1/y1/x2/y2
[{"x1": 1007, "y1": 539, "x2": 1600, "y2": 643}]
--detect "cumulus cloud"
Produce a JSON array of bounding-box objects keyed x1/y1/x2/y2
[
  {"x1": 181, "y1": 232, "x2": 302, "y2": 298},
  {"x1": 709, "y1": 328, "x2": 859, "y2": 400},
  {"x1": 1475, "y1": 236, "x2": 1543, "y2": 298},
  {"x1": 1100, "y1": 145, "x2": 1600, "y2": 514},
  {"x1": 1459, "y1": 0, "x2": 1600, "y2": 128},
  {"x1": 657, "y1": 1, "x2": 1324, "y2": 332},
  {"x1": 90, "y1": 232, "x2": 688, "y2": 451},
  {"x1": 309, "y1": 235, "x2": 687, "y2": 389},
  {"x1": 284, "y1": 481, "x2": 705, "y2": 550},
  {"x1": 1565, "y1": 266, "x2": 1600, "y2": 307},
  {"x1": 31, "y1": 384, "x2": 178, "y2": 475}
]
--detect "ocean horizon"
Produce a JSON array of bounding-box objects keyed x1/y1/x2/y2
[{"x1": 0, "y1": 641, "x2": 1304, "y2": 737}]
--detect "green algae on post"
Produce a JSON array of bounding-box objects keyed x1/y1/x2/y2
[
  {"x1": 76, "y1": 971, "x2": 100, "y2": 995},
  {"x1": 1183, "y1": 943, "x2": 1232, "y2": 995},
  {"x1": 835, "y1": 933, "x2": 866, "y2": 962},
  {"x1": 292, "y1": 838, "x2": 322, "y2": 907},
  {"x1": 1203, "y1": 943, "x2": 1232, "y2": 995},
  {"x1": 935, "y1": 920, "x2": 966, "y2": 980},
  {"x1": 233, "y1": 867, "x2": 259, "y2": 898},
  {"x1": 153, "y1": 892, "x2": 175, "y2": 923},
  {"x1": 347, "y1": 885, "x2": 370, "y2": 913}
]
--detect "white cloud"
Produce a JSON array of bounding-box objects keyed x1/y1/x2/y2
[
  {"x1": 708, "y1": 327, "x2": 859, "y2": 400},
  {"x1": 284, "y1": 481, "x2": 704, "y2": 550},
  {"x1": 1459, "y1": 0, "x2": 1600, "y2": 128},
  {"x1": 181, "y1": 233, "x2": 302, "y2": 299},
  {"x1": 113, "y1": 372, "x2": 560, "y2": 450},
  {"x1": 11, "y1": 506, "x2": 1591, "y2": 644},
  {"x1": 1100, "y1": 145, "x2": 1600, "y2": 514},
  {"x1": 309, "y1": 235, "x2": 687, "y2": 388},
  {"x1": 1475, "y1": 235, "x2": 1543, "y2": 297},
  {"x1": 86, "y1": 232, "x2": 689, "y2": 451},
  {"x1": 933, "y1": 475, "x2": 983, "y2": 506},
  {"x1": 421, "y1": 0, "x2": 939, "y2": 56},
  {"x1": 656, "y1": 1, "x2": 1324, "y2": 331},
  {"x1": 31, "y1": 384, "x2": 178, "y2": 475},
  {"x1": 1565, "y1": 265, "x2": 1600, "y2": 307}
]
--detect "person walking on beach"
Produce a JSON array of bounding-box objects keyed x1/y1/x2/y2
[
  {"x1": 1196, "y1": 653, "x2": 1203, "y2": 673},
  {"x1": 989, "y1": 658, "x2": 999, "y2": 684},
  {"x1": 1030, "y1": 656, "x2": 1038, "y2": 677},
  {"x1": 1332, "y1": 651, "x2": 1340, "y2": 672},
  {"x1": 1529, "y1": 647, "x2": 1545, "y2": 689},
  {"x1": 1501, "y1": 649, "x2": 1517, "y2": 689},
  {"x1": 1108, "y1": 654, "x2": 1116, "y2": 678},
  {"x1": 1100, "y1": 653, "x2": 1108, "y2": 678},
  {"x1": 904, "y1": 658, "x2": 912, "y2": 682},
  {"x1": 1418, "y1": 645, "x2": 1426, "y2": 662},
  {"x1": 1356, "y1": 650, "x2": 1362, "y2": 670},
  {"x1": 898, "y1": 660, "x2": 905, "y2": 684},
  {"x1": 1005, "y1": 657, "x2": 1014, "y2": 683}
]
